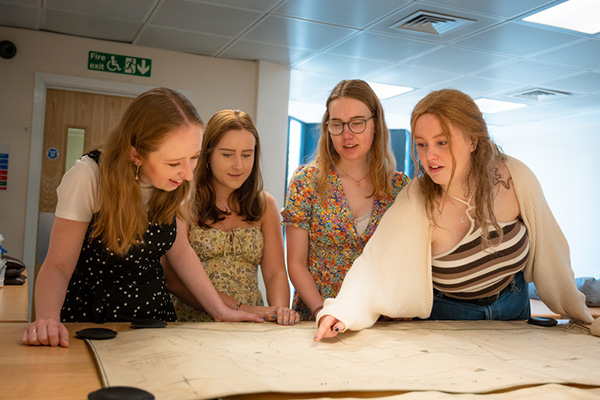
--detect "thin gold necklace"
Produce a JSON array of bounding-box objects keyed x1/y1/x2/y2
[{"x1": 336, "y1": 165, "x2": 369, "y2": 187}]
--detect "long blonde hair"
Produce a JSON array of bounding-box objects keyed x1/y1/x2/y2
[
  {"x1": 410, "y1": 89, "x2": 507, "y2": 248},
  {"x1": 195, "y1": 109, "x2": 265, "y2": 227},
  {"x1": 313, "y1": 79, "x2": 396, "y2": 201},
  {"x1": 91, "y1": 87, "x2": 204, "y2": 254}
]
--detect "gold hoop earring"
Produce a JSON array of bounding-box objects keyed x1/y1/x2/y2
[{"x1": 134, "y1": 164, "x2": 140, "y2": 181}]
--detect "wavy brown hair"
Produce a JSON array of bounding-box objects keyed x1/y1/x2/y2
[
  {"x1": 410, "y1": 89, "x2": 507, "y2": 248},
  {"x1": 91, "y1": 87, "x2": 203, "y2": 254},
  {"x1": 313, "y1": 79, "x2": 396, "y2": 201},
  {"x1": 195, "y1": 109, "x2": 265, "y2": 227}
]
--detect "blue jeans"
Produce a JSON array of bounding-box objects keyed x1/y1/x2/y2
[{"x1": 427, "y1": 271, "x2": 531, "y2": 321}]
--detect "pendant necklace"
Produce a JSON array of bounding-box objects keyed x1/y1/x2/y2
[
  {"x1": 216, "y1": 200, "x2": 230, "y2": 214},
  {"x1": 336, "y1": 165, "x2": 369, "y2": 187},
  {"x1": 449, "y1": 193, "x2": 473, "y2": 224}
]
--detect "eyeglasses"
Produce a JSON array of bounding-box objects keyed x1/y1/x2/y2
[{"x1": 326, "y1": 116, "x2": 374, "y2": 136}]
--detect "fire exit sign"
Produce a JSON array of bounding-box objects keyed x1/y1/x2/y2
[{"x1": 88, "y1": 51, "x2": 152, "y2": 77}]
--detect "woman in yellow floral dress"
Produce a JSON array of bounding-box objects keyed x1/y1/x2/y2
[
  {"x1": 163, "y1": 110, "x2": 299, "y2": 325},
  {"x1": 282, "y1": 80, "x2": 410, "y2": 320}
]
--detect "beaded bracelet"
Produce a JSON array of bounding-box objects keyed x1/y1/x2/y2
[
  {"x1": 235, "y1": 300, "x2": 243, "y2": 310},
  {"x1": 311, "y1": 305, "x2": 324, "y2": 318}
]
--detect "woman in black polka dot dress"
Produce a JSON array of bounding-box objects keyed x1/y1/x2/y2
[{"x1": 22, "y1": 88, "x2": 263, "y2": 348}]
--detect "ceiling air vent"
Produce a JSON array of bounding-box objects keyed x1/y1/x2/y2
[
  {"x1": 510, "y1": 88, "x2": 572, "y2": 101},
  {"x1": 389, "y1": 11, "x2": 475, "y2": 35}
]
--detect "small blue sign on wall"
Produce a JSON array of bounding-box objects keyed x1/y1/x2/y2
[
  {"x1": 0, "y1": 151, "x2": 8, "y2": 190},
  {"x1": 47, "y1": 148, "x2": 59, "y2": 160}
]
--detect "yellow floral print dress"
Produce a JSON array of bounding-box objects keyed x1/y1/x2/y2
[{"x1": 171, "y1": 225, "x2": 264, "y2": 322}]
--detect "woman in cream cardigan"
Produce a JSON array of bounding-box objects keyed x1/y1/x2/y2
[{"x1": 314, "y1": 89, "x2": 593, "y2": 341}]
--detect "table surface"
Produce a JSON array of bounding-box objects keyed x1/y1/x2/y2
[
  {"x1": 0, "y1": 269, "x2": 28, "y2": 322},
  {"x1": 2, "y1": 320, "x2": 600, "y2": 400},
  {"x1": 530, "y1": 299, "x2": 600, "y2": 319},
  {"x1": 1, "y1": 322, "x2": 410, "y2": 400}
]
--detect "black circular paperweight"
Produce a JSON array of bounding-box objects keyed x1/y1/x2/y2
[
  {"x1": 527, "y1": 316, "x2": 558, "y2": 327},
  {"x1": 88, "y1": 386, "x2": 154, "y2": 400},
  {"x1": 76, "y1": 327, "x2": 118, "y2": 340}
]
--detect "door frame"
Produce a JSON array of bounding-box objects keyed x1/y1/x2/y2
[{"x1": 24, "y1": 73, "x2": 192, "y2": 317}]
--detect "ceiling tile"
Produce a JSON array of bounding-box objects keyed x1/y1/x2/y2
[
  {"x1": 44, "y1": 9, "x2": 141, "y2": 42},
  {"x1": 417, "y1": 0, "x2": 556, "y2": 19},
  {"x1": 532, "y1": 39, "x2": 600, "y2": 69},
  {"x1": 438, "y1": 76, "x2": 523, "y2": 98},
  {"x1": 403, "y1": 46, "x2": 513, "y2": 74},
  {"x1": 150, "y1": 1, "x2": 262, "y2": 37},
  {"x1": 1, "y1": 0, "x2": 39, "y2": 5},
  {"x1": 474, "y1": 59, "x2": 580, "y2": 85},
  {"x1": 542, "y1": 93, "x2": 600, "y2": 113},
  {"x1": 294, "y1": 53, "x2": 391, "y2": 78},
  {"x1": 45, "y1": 0, "x2": 156, "y2": 22},
  {"x1": 542, "y1": 72, "x2": 600, "y2": 94},
  {"x1": 326, "y1": 32, "x2": 440, "y2": 63},
  {"x1": 273, "y1": 0, "x2": 409, "y2": 29},
  {"x1": 289, "y1": 70, "x2": 343, "y2": 102},
  {"x1": 0, "y1": 2, "x2": 40, "y2": 29},
  {"x1": 367, "y1": 64, "x2": 459, "y2": 88},
  {"x1": 220, "y1": 39, "x2": 314, "y2": 66},
  {"x1": 136, "y1": 26, "x2": 231, "y2": 56},
  {"x1": 455, "y1": 22, "x2": 582, "y2": 57},
  {"x1": 189, "y1": 0, "x2": 281, "y2": 12},
  {"x1": 242, "y1": 15, "x2": 356, "y2": 51}
]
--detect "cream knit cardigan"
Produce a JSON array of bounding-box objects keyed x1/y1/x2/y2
[{"x1": 318, "y1": 156, "x2": 594, "y2": 330}]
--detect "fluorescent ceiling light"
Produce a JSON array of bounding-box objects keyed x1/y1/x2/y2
[
  {"x1": 367, "y1": 82, "x2": 413, "y2": 100},
  {"x1": 475, "y1": 98, "x2": 527, "y2": 114},
  {"x1": 523, "y1": 0, "x2": 600, "y2": 34}
]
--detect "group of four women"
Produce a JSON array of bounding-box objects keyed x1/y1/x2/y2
[{"x1": 22, "y1": 80, "x2": 593, "y2": 348}]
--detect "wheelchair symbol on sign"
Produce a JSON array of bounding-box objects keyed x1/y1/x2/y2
[
  {"x1": 125, "y1": 58, "x2": 137, "y2": 74},
  {"x1": 107, "y1": 56, "x2": 121, "y2": 72}
]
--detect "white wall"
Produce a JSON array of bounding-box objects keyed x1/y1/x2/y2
[
  {"x1": 0, "y1": 26, "x2": 289, "y2": 303},
  {"x1": 491, "y1": 118, "x2": 600, "y2": 280}
]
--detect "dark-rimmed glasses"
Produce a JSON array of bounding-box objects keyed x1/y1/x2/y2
[{"x1": 326, "y1": 116, "x2": 374, "y2": 136}]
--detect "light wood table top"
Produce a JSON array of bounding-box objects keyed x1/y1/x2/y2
[
  {"x1": 0, "y1": 322, "x2": 403, "y2": 400},
  {"x1": 0, "y1": 322, "x2": 125, "y2": 400},
  {"x1": 3, "y1": 318, "x2": 598, "y2": 400},
  {"x1": 0, "y1": 269, "x2": 28, "y2": 322},
  {"x1": 530, "y1": 299, "x2": 600, "y2": 319}
]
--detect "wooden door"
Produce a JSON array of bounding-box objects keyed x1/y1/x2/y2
[{"x1": 36, "y1": 90, "x2": 133, "y2": 278}]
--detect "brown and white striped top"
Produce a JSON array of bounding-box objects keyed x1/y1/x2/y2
[{"x1": 432, "y1": 219, "x2": 530, "y2": 300}]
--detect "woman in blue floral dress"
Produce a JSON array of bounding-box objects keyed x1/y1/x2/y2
[{"x1": 281, "y1": 79, "x2": 410, "y2": 320}]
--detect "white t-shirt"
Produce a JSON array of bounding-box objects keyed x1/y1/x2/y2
[
  {"x1": 55, "y1": 155, "x2": 100, "y2": 222},
  {"x1": 55, "y1": 155, "x2": 154, "y2": 222}
]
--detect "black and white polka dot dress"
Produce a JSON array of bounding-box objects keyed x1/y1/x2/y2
[{"x1": 60, "y1": 217, "x2": 177, "y2": 323}]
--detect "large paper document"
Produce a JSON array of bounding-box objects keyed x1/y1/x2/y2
[{"x1": 87, "y1": 321, "x2": 600, "y2": 400}]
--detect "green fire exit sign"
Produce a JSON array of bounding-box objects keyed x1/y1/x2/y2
[{"x1": 88, "y1": 51, "x2": 152, "y2": 77}]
